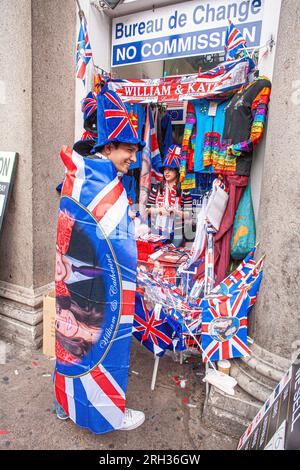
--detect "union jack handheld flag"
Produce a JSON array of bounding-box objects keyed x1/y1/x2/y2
[
  {"x1": 225, "y1": 20, "x2": 247, "y2": 61},
  {"x1": 201, "y1": 286, "x2": 251, "y2": 362},
  {"x1": 76, "y1": 18, "x2": 93, "y2": 86},
  {"x1": 133, "y1": 294, "x2": 174, "y2": 357}
]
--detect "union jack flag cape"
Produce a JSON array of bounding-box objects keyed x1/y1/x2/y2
[
  {"x1": 76, "y1": 18, "x2": 93, "y2": 86},
  {"x1": 54, "y1": 146, "x2": 137, "y2": 434},
  {"x1": 225, "y1": 20, "x2": 247, "y2": 61}
]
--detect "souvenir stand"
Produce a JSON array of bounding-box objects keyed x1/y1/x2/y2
[
  {"x1": 72, "y1": 0, "x2": 271, "y2": 396},
  {"x1": 103, "y1": 54, "x2": 270, "y2": 394}
]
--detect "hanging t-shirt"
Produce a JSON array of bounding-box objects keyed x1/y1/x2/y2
[{"x1": 125, "y1": 103, "x2": 146, "y2": 169}]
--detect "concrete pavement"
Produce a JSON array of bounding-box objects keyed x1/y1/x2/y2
[{"x1": 0, "y1": 340, "x2": 238, "y2": 450}]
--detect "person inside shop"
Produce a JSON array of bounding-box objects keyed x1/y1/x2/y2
[
  {"x1": 147, "y1": 145, "x2": 192, "y2": 247},
  {"x1": 54, "y1": 84, "x2": 146, "y2": 433}
]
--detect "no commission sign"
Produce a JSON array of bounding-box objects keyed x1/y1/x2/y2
[{"x1": 112, "y1": 0, "x2": 264, "y2": 66}]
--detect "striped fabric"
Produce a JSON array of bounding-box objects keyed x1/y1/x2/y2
[
  {"x1": 180, "y1": 102, "x2": 196, "y2": 183},
  {"x1": 147, "y1": 184, "x2": 192, "y2": 232},
  {"x1": 229, "y1": 86, "x2": 271, "y2": 156},
  {"x1": 55, "y1": 147, "x2": 137, "y2": 434}
]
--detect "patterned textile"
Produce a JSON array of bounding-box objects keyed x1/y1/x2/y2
[
  {"x1": 163, "y1": 145, "x2": 181, "y2": 170},
  {"x1": 201, "y1": 287, "x2": 251, "y2": 362},
  {"x1": 81, "y1": 91, "x2": 98, "y2": 134},
  {"x1": 225, "y1": 21, "x2": 247, "y2": 61},
  {"x1": 54, "y1": 146, "x2": 137, "y2": 434},
  {"x1": 93, "y1": 84, "x2": 145, "y2": 151},
  {"x1": 180, "y1": 77, "x2": 271, "y2": 177},
  {"x1": 180, "y1": 102, "x2": 196, "y2": 182},
  {"x1": 133, "y1": 294, "x2": 174, "y2": 357},
  {"x1": 76, "y1": 19, "x2": 93, "y2": 86}
]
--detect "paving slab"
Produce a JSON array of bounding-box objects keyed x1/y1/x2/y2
[{"x1": 0, "y1": 340, "x2": 239, "y2": 450}]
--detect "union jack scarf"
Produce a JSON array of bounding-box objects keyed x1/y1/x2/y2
[{"x1": 155, "y1": 183, "x2": 180, "y2": 235}]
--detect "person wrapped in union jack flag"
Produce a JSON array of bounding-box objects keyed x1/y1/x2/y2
[
  {"x1": 147, "y1": 144, "x2": 192, "y2": 247},
  {"x1": 54, "y1": 85, "x2": 147, "y2": 433}
]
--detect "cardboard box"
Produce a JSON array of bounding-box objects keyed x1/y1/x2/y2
[{"x1": 43, "y1": 290, "x2": 56, "y2": 358}]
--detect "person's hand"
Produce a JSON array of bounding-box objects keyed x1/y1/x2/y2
[{"x1": 129, "y1": 209, "x2": 137, "y2": 220}]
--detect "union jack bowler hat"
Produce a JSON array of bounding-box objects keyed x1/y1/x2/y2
[
  {"x1": 162, "y1": 145, "x2": 182, "y2": 170},
  {"x1": 93, "y1": 84, "x2": 145, "y2": 152}
]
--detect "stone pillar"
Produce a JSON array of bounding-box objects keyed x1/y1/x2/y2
[
  {"x1": 205, "y1": 0, "x2": 300, "y2": 434},
  {"x1": 250, "y1": 0, "x2": 300, "y2": 360},
  {"x1": 0, "y1": 0, "x2": 76, "y2": 347}
]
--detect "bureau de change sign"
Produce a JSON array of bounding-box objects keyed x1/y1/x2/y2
[
  {"x1": 112, "y1": 0, "x2": 264, "y2": 66},
  {"x1": 0, "y1": 152, "x2": 18, "y2": 235}
]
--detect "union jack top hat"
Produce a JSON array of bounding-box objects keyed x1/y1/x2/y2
[
  {"x1": 93, "y1": 84, "x2": 145, "y2": 152},
  {"x1": 162, "y1": 145, "x2": 182, "y2": 170},
  {"x1": 81, "y1": 91, "x2": 98, "y2": 134}
]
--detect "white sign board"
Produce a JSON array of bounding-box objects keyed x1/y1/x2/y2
[
  {"x1": 0, "y1": 152, "x2": 18, "y2": 235},
  {"x1": 112, "y1": 0, "x2": 265, "y2": 66}
]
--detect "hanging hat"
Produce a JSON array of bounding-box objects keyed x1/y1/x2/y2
[
  {"x1": 162, "y1": 145, "x2": 182, "y2": 170},
  {"x1": 93, "y1": 84, "x2": 145, "y2": 152},
  {"x1": 82, "y1": 91, "x2": 98, "y2": 134},
  {"x1": 73, "y1": 130, "x2": 98, "y2": 156}
]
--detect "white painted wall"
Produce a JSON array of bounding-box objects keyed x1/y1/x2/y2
[{"x1": 250, "y1": 0, "x2": 282, "y2": 222}]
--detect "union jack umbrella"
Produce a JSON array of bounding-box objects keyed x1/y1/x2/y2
[
  {"x1": 133, "y1": 294, "x2": 174, "y2": 357},
  {"x1": 76, "y1": 18, "x2": 93, "y2": 86},
  {"x1": 201, "y1": 285, "x2": 251, "y2": 362},
  {"x1": 225, "y1": 20, "x2": 247, "y2": 61},
  {"x1": 162, "y1": 145, "x2": 181, "y2": 170},
  {"x1": 55, "y1": 146, "x2": 137, "y2": 434}
]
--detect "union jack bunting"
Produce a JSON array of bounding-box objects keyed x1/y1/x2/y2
[
  {"x1": 225, "y1": 20, "x2": 247, "y2": 61},
  {"x1": 133, "y1": 294, "x2": 174, "y2": 357},
  {"x1": 214, "y1": 248, "x2": 257, "y2": 295},
  {"x1": 110, "y1": 58, "x2": 254, "y2": 103},
  {"x1": 55, "y1": 145, "x2": 137, "y2": 434},
  {"x1": 76, "y1": 18, "x2": 93, "y2": 86},
  {"x1": 201, "y1": 286, "x2": 251, "y2": 362}
]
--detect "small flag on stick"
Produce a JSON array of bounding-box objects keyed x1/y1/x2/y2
[
  {"x1": 76, "y1": 18, "x2": 93, "y2": 86},
  {"x1": 225, "y1": 20, "x2": 247, "y2": 61}
]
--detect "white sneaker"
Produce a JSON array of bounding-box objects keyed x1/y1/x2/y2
[{"x1": 120, "y1": 408, "x2": 145, "y2": 431}]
